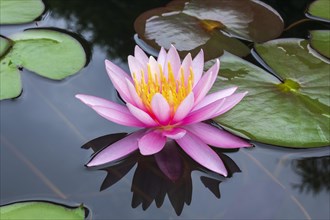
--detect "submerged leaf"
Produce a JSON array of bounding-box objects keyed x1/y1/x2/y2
[
  {"x1": 0, "y1": 201, "x2": 86, "y2": 220},
  {"x1": 310, "y1": 30, "x2": 330, "y2": 58},
  {"x1": 182, "y1": 0, "x2": 284, "y2": 42},
  {"x1": 135, "y1": 8, "x2": 249, "y2": 60},
  {"x1": 0, "y1": 0, "x2": 45, "y2": 24},
  {"x1": 211, "y1": 39, "x2": 330, "y2": 148},
  {"x1": 307, "y1": 0, "x2": 330, "y2": 22},
  {"x1": 135, "y1": 0, "x2": 283, "y2": 59},
  {"x1": 143, "y1": 11, "x2": 210, "y2": 51}
]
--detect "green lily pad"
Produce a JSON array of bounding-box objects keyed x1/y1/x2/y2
[
  {"x1": 0, "y1": 0, "x2": 45, "y2": 24},
  {"x1": 0, "y1": 28, "x2": 88, "y2": 100},
  {"x1": 0, "y1": 201, "x2": 86, "y2": 220},
  {"x1": 8, "y1": 28, "x2": 87, "y2": 80},
  {"x1": 0, "y1": 56, "x2": 22, "y2": 100},
  {"x1": 135, "y1": 0, "x2": 283, "y2": 59},
  {"x1": 0, "y1": 35, "x2": 12, "y2": 58},
  {"x1": 307, "y1": 0, "x2": 330, "y2": 22},
  {"x1": 310, "y1": 30, "x2": 330, "y2": 58},
  {"x1": 211, "y1": 39, "x2": 330, "y2": 148}
]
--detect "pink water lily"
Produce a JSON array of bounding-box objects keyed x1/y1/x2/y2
[{"x1": 76, "y1": 45, "x2": 251, "y2": 176}]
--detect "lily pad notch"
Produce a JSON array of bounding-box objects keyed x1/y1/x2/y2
[
  {"x1": 211, "y1": 38, "x2": 330, "y2": 148},
  {"x1": 0, "y1": 28, "x2": 90, "y2": 100},
  {"x1": 0, "y1": 35, "x2": 13, "y2": 57}
]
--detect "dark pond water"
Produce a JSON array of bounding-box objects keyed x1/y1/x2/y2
[{"x1": 1, "y1": 0, "x2": 329, "y2": 219}]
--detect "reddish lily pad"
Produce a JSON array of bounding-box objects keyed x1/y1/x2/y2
[
  {"x1": 309, "y1": 30, "x2": 330, "y2": 58},
  {"x1": 182, "y1": 0, "x2": 284, "y2": 42},
  {"x1": 307, "y1": 0, "x2": 330, "y2": 22},
  {"x1": 211, "y1": 39, "x2": 330, "y2": 148},
  {"x1": 135, "y1": 0, "x2": 283, "y2": 60},
  {"x1": 135, "y1": 7, "x2": 249, "y2": 60}
]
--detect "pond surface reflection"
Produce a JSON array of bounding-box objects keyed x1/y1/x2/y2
[
  {"x1": 83, "y1": 133, "x2": 241, "y2": 215},
  {"x1": 1, "y1": 0, "x2": 329, "y2": 219}
]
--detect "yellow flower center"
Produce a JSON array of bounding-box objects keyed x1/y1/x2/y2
[{"x1": 133, "y1": 62, "x2": 194, "y2": 114}]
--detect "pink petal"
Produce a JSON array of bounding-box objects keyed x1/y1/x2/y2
[
  {"x1": 182, "y1": 98, "x2": 225, "y2": 125},
  {"x1": 162, "y1": 128, "x2": 187, "y2": 139},
  {"x1": 76, "y1": 94, "x2": 144, "y2": 127},
  {"x1": 173, "y1": 92, "x2": 194, "y2": 122},
  {"x1": 164, "y1": 45, "x2": 181, "y2": 78},
  {"x1": 128, "y1": 55, "x2": 146, "y2": 82},
  {"x1": 125, "y1": 79, "x2": 145, "y2": 110},
  {"x1": 92, "y1": 105, "x2": 145, "y2": 127},
  {"x1": 105, "y1": 60, "x2": 133, "y2": 103},
  {"x1": 151, "y1": 93, "x2": 171, "y2": 124},
  {"x1": 192, "y1": 70, "x2": 212, "y2": 104},
  {"x1": 157, "y1": 47, "x2": 167, "y2": 67},
  {"x1": 138, "y1": 130, "x2": 166, "y2": 155},
  {"x1": 211, "y1": 92, "x2": 247, "y2": 118},
  {"x1": 175, "y1": 131, "x2": 228, "y2": 176},
  {"x1": 193, "y1": 59, "x2": 220, "y2": 104},
  {"x1": 192, "y1": 49, "x2": 204, "y2": 86},
  {"x1": 180, "y1": 53, "x2": 192, "y2": 82},
  {"x1": 154, "y1": 140, "x2": 183, "y2": 181},
  {"x1": 148, "y1": 56, "x2": 161, "y2": 81},
  {"x1": 127, "y1": 103, "x2": 158, "y2": 127},
  {"x1": 76, "y1": 94, "x2": 117, "y2": 108},
  {"x1": 134, "y1": 45, "x2": 149, "y2": 64},
  {"x1": 185, "y1": 122, "x2": 251, "y2": 148},
  {"x1": 193, "y1": 87, "x2": 237, "y2": 111},
  {"x1": 87, "y1": 130, "x2": 145, "y2": 167},
  {"x1": 105, "y1": 59, "x2": 131, "y2": 79}
]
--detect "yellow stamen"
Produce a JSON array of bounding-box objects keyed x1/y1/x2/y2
[{"x1": 133, "y1": 62, "x2": 194, "y2": 114}]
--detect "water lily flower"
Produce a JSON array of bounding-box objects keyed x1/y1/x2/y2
[{"x1": 76, "y1": 45, "x2": 251, "y2": 176}]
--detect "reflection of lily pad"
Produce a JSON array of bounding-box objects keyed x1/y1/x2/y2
[
  {"x1": 307, "y1": 0, "x2": 330, "y2": 22},
  {"x1": 310, "y1": 30, "x2": 330, "y2": 58},
  {"x1": 0, "y1": 201, "x2": 86, "y2": 220},
  {"x1": 0, "y1": 0, "x2": 45, "y2": 24},
  {"x1": 0, "y1": 35, "x2": 12, "y2": 57},
  {"x1": 135, "y1": 0, "x2": 283, "y2": 60},
  {"x1": 0, "y1": 28, "x2": 88, "y2": 100},
  {"x1": 211, "y1": 39, "x2": 330, "y2": 148}
]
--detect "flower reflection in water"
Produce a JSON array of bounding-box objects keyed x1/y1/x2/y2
[{"x1": 82, "y1": 132, "x2": 241, "y2": 215}]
